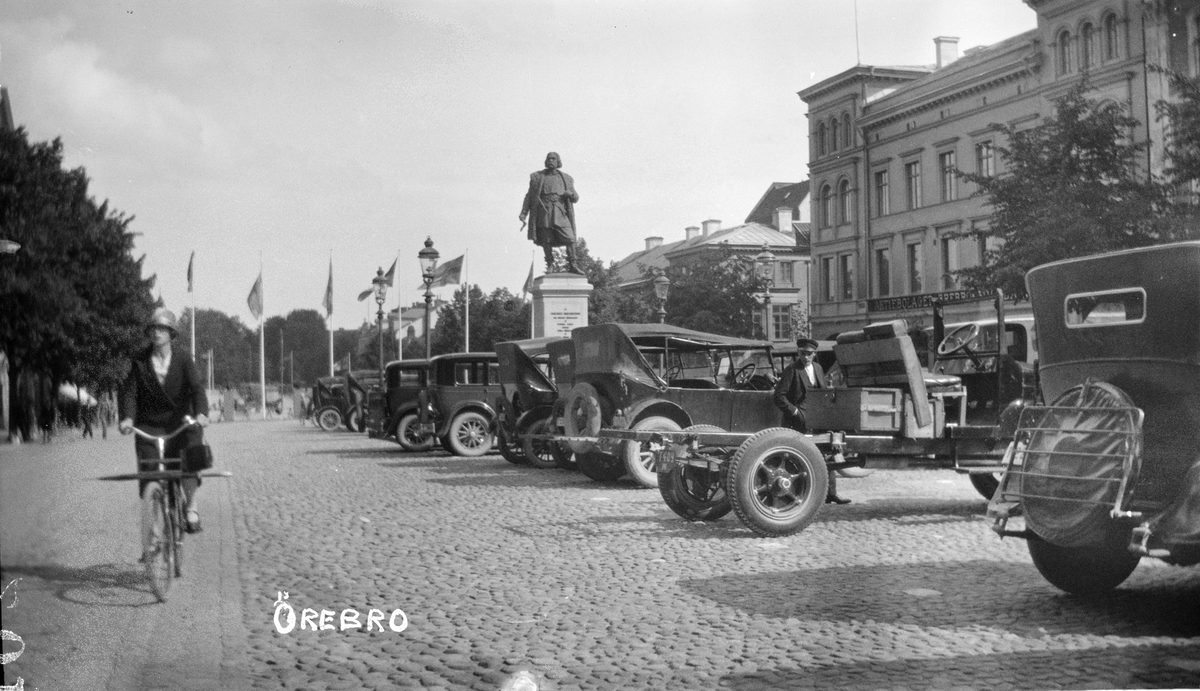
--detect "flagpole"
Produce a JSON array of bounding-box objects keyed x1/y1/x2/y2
[
  {"x1": 463, "y1": 250, "x2": 470, "y2": 352},
  {"x1": 328, "y1": 250, "x2": 334, "y2": 377},
  {"x1": 259, "y1": 255, "x2": 266, "y2": 420}
]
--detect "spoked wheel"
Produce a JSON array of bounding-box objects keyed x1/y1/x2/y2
[
  {"x1": 658, "y1": 425, "x2": 732, "y2": 521},
  {"x1": 521, "y1": 418, "x2": 560, "y2": 469},
  {"x1": 446, "y1": 411, "x2": 494, "y2": 457},
  {"x1": 727, "y1": 428, "x2": 828, "y2": 537},
  {"x1": 622, "y1": 416, "x2": 681, "y2": 488},
  {"x1": 316, "y1": 406, "x2": 342, "y2": 432},
  {"x1": 345, "y1": 406, "x2": 364, "y2": 433},
  {"x1": 577, "y1": 450, "x2": 625, "y2": 482},
  {"x1": 395, "y1": 413, "x2": 435, "y2": 452},
  {"x1": 141, "y1": 482, "x2": 174, "y2": 602},
  {"x1": 552, "y1": 443, "x2": 577, "y2": 470},
  {"x1": 1027, "y1": 530, "x2": 1141, "y2": 595},
  {"x1": 497, "y1": 424, "x2": 527, "y2": 465}
]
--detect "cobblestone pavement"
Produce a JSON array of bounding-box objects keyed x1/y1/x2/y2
[{"x1": 231, "y1": 422, "x2": 1200, "y2": 690}]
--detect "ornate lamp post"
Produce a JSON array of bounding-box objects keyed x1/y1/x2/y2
[
  {"x1": 418, "y1": 237, "x2": 440, "y2": 361},
  {"x1": 754, "y1": 244, "x2": 776, "y2": 340},
  {"x1": 653, "y1": 272, "x2": 671, "y2": 324},
  {"x1": 372, "y1": 266, "x2": 389, "y2": 387}
]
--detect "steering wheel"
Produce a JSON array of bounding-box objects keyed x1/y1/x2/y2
[
  {"x1": 665, "y1": 364, "x2": 683, "y2": 381},
  {"x1": 938, "y1": 323, "x2": 981, "y2": 356},
  {"x1": 732, "y1": 363, "x2": 758, "y2": 386}
]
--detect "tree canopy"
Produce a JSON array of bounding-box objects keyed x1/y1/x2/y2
[{"x1": 0, "y1": 128, "x2": 155, "y2": 391}]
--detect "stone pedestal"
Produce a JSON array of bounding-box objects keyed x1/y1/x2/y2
[{"x1": 532, "y1": 273, "x2": 592, "y2": 338}]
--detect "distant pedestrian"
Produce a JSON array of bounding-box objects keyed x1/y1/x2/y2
[{"x1": 81, "y1": 403, "x2": 95, "y2": 438}]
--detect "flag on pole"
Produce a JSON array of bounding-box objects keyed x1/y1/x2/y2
[
  {"x1": 522, "y1": 260, "x2": 534, "y2": 295},
  {"x1": 418, "y1": 254, "x2": 464, "y2": 290},
  {"x1": 247, "y1": 272, "x2": 263, "y2": 320},
  {"x1": 187, "y1": 251, "x2": 195, "y2": 293},
  {"x1": 357, "y1": 258, "x2": 397, "y2": 301},
  {"x1": 322, "y1": 259, "x2": 333, "y2": 316}
]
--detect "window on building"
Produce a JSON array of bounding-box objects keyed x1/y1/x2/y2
[
  {"x1": 752, "y1": 309, "x2": 764, "y2": 338},
  {"x1": 772, "y1": 304, "x2": 792, "y2": 341},
  {"x1": 820, "y1": 184, "x2": 833, "y2": 228},
  {"x1": 873, "y1": 169, "x2": 889, "y2": 216},
  {"x1": 1104, "y1": 14, "x2": 1120, "y2": 61},
  {"x1": 905, "y1": 161, "x2": 922, "y2": 210},
  {"x1": 939, "y1": 151, "x2": 957, "y2": 202},
  {"x1": 822, "y1": 256, "x2": 834, "y2": 302},
  {"x1": 829, "y1": 117, "x2": 838, "y2": 151},
  {"x1": 838, "y1": 179, "x2": 852, "y2": 225},
  {"x1": 1058, "y1": 30, "x2": 1073, "y2": 75},
  {"x1": 976, "y1": 141, "x2": 995, "y2": 178},
  {"x1": 839, "y1": 254, "x2": 854, "y2": 301},
  {"x1": 1193, "y1": 14, "x2": 1200, "y2": 76},
  {"x1": 907, "y1": 242, "x2": 923, "y2": 294},
  {"x1": 842, "y1": 114, "x2": 852, "y2": 149},
  {"x1": 817, "y1": 122, "x2": 827, "y2": 157},
  {"x1": 1081, "y1": 22, "x2": 1096, "y2": 68},
  {"x1": 875, "y1": 247, "x2": 891, "y2": 297},
  {"x1": 780, "y1": 261, "x2": 795, "y2": 286},
  {"x1": 940, "y1": 236, "x2": 958, "y2": 290}
]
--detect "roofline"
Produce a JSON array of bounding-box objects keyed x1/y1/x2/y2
[{"x1": 798, "y1": 65, "x2": 932, "y2": 103}]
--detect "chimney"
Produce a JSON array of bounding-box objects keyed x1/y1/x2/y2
[
  {"x1": 645, "y1": 236, "x2": 663, "y2": 251},
  {"x1": 701, "y1": 219, "x2": 721, "y2": 236},
  {"x1": 934, "y1": 36, "x2": 959, "y2": 69},
  {"x1": 685, "y1": 226, "x2": 700, "y2": 240},
  {"x1": 773, "y1": 207, "x2": 793, "y2": 232}
]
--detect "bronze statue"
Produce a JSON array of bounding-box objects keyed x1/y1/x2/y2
[{"x1": 520, "y1": 152, "x2": 583, "y2": 274}]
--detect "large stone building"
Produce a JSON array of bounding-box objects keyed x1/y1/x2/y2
[{"x1": 799, "y1": 0, "x2": 1200, "y2": 338}]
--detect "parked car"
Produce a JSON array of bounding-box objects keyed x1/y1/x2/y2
[
  {"x1": 493, "y1": 337, "x2": 571, "y2": 468},
  {"x1": 365, "y1": 359, "x2": 430, "y2": 450},
  {"x1": 930, "y1": 314, "x2": 1037, "y2": 424},
  {"x1": 990, "y1": 241, "x2": 1200, "y2": 594},
  {"x1": 311, "y1": 370, "x2": 377, "y2": 433},
  {"x1": 560, "y1": 323, "x2": 780, "y2": 487},
  {"x1": 418, "y1": 352, "x2": 501, "y2": 457}
]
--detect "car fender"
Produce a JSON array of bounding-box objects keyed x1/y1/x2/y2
[
  {"x1": 622, "y1": 398, "x2": 691, "y2": 430},
  {"x1": 385, "y1": 403, "x2": 421, "y2": 436},
  {"x1": 437, "y1": 401, "x2": 497, "y2": 436}
]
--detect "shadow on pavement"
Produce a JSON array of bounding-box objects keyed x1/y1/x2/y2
[
  {"x1": 678, "y1": 561, "x2": 1200, "y2": 638},
  {"x1": 505, "y1": 514, "x2": 751, "y2": 542},
  {"x1": 305, "y1": 447, "x2": 403, "y2": 458},
  {"x1": 714, "y1": 644, "x2": 1200, "y2": 690},
  {"x1": 1, "y1": 563, "x2": 160, "y2": 607}
]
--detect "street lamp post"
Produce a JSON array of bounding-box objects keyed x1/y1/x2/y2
[
  {"x1": 418, "y1": 237, "x2": 440, "y2": 362},
  {"x1": 653, "y1": 272, "x2": 671, "y2": 324},
  {"x1": 372, "y1": 267, "x2": 389, "y2": 388},
  {"x1": 755, "y1": 244, "x2": 776, "y2": 340}
]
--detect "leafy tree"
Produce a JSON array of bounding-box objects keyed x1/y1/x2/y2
[
  {"x1": 548, "y1": 239, "x2": 636, "y2": 324},
  {"x1": 1159, "y1": 71, "x2": 1200, "y2": 191},
  {"x1": 178, "y1": 308, "x2": 254, "y2": 388},
  {"x1": 432, "y1": 285, "x2": 532, "y2": 354},
  {"x1": 652, "y1": 246, "x2": 768, "y2": 337},
  {"x1": 0, "y1": 128, "x2": 155, "y2": 392},
  {"x1": 955, "y1": 78, "x2": 1182, "y2": 300}
]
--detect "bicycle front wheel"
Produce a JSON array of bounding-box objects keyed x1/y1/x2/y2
[{"x1": 141, "y1": 482, "x2": 173, "y2": 602}]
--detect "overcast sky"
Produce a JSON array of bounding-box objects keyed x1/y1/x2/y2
[{"x1": 1, "y1": 0, "x2": 1037, "y2": 330}]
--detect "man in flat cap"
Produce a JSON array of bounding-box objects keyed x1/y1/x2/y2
[
  {"x1": 773, "y1": 336, "x2": 850, "y2": 504},
  {"x1": 520, "y1": 151, "x2": 583, "y2": 275}
]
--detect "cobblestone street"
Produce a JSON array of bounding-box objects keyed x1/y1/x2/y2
[{"x1": 4, "y1": 420, "x2": 1200, "y2": 689}]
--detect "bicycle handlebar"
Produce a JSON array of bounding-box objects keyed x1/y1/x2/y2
[{"x1": 130, "y1": 416, "x2": 200, "y2": 442}]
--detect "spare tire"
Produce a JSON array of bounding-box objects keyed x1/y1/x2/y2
[
  {"x1": 562, "y1": 383, "x2": 604, "y2": 453},
  {"x1": 1021, "y1": 381, "x2": 1141, "y2": 548}
]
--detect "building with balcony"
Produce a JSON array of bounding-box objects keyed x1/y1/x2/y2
[{"x1": 799, "y1": 0, "x2": 1200, "y2": 338}]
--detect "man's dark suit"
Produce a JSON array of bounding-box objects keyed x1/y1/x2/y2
[{"x1": 772, "y1": 360, "x2": 826, "y2": 433}]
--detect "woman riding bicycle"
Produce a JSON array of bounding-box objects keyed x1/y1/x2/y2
[{"x1": 118, "y1": 308, "x2": 210, "y2": 532}]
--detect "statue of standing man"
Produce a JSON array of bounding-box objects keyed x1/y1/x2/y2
[{"x1": 520, "y1": 152, "x2": 583, "y2": 275}]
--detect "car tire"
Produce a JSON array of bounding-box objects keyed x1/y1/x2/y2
[
  {"x1": 395, "y1": 413, "x2": 435, "y2": 452},
  {"x1": 658, "y1": 425, "x2": 732, "y2": 521},
  {"x1": 345, "y1": 406, "x2": 363, "y2": 433},
  {"x1": 622, "y1": 416, "x2": 681, "y2": 488},
  {"x1": 577, "y1": 450, "x2": 625, "y2": 482},
  {"x1": 727, "y1": 427, "x2": 828, "y2": 538},
  {"x1": 445, "y1": 411, "x2": 493, "y2": 457},
  {"x1": 316, "y1": 406, "x2": 342, "y2": 432},
  {"x1": 563, "y1": 383, "x2": 604, "y2": 453},
  {"x1": 969, "y1": 472, "x2": 1000, "y2": 499},
  {"x1": 521, "y1": 417, "x2": 560, "y2": 469},
  {"x1": 497, "y1": 423, "x2": 526, "y2": 465},
  {"x1": 1026, "y1": 530, "x2": 1140, "y2": 594}
]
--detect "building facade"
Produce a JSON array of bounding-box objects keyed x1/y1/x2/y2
[{"x1": 799, "y1": 0, "x2": 1200, "y2": 338}]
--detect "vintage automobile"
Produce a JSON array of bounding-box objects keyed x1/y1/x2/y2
[
  {"x1": 364, "y1": 359, "x2": 430, "y2": 450},
  {"x1": 594, "y1": 319, "x2": 1012, "y2": 536},
  {"x1": 931, "y1": 313, "x2": 1038, "y2": 424},
  {"x1": 417, "y1": 352, "x2": 501, "y2": 457},
  {"x1": 559, "y1": 324, "x2": 786, "y2": 487},
  {"x1": 312, "y1": 370, "x2": 378, "y2": 433},
  {"x1": 989, "y1": 242, "x2": 1200, "y2": 594},
  {"x1": 493, "y1": 337, "x2": 574, "y2": 469}
]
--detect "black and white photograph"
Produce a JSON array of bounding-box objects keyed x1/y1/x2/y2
[{"x1": 2, "y1": 0, "x2": 1200, "y2": 689}]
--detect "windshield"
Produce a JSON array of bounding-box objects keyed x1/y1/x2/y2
[{"x1": 939, "y1": 323, "x2": 1032, "y2": 363}]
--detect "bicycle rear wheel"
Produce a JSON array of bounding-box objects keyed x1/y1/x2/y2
[{"x1": 141, "y1": 482, "x2": 173, "y2": 602}]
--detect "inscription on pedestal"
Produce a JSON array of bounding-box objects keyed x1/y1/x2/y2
[{"x1": 532, "y1": 274, "x2": 592, "y2": 339}]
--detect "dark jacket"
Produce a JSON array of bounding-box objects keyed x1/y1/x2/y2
[
  {"x1": 119, "y1": 348, "x2": 209, "y2": 430},
  {"x1": 521, "y1": 169, "x2": 578, "y2": 246},
  {"x1": 772, "y1": 360, "x2": 827, "y2": 421}
]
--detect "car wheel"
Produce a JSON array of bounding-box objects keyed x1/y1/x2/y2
[
  {"x1": 521, "y1": 418, "x2": 559, "y2": 469},
  {"x1": 657, "y1": 425, "x2": 732, "y2": 521},
  {"x1": 969, "y1": 472, "x2": 1000, "y2": 499},
  {"x1": 345, "y1": 406, "x2": 363, "y2": 433},
  {"x1": 395, "y1": 413, "x2": 435, "y2": 452},
  {"x1": 727, "y1": 427, "x2": 828, "y2": 538},
  {"x1": 577, "y1": 450, "x2": 625, "y2": 482},
  {"x1": 316, "y1": 406, "x2": 342, "y2": 432},
  {"x1": 445, "y1": 411, "x2": 493, "y2": 457},
  {"x1": 1026, "y1": 530, "x2": 1140, "y2": 594},
  {"x1": 622, "y1": 416, "x2": 681, "y2": 488},
  {"x1": 497, "y1": 423, "x2": 526, "y2": 465},
  {"x1": 563, "y1": 383, "x2": 604, "y2": 453},
  {"x1": 552, "y1": 442, "x2": 577, "y2": 470}
]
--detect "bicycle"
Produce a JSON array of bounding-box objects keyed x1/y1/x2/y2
[{"x1": 99, "y1": 416, "x2": 230, "y2": 602}]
